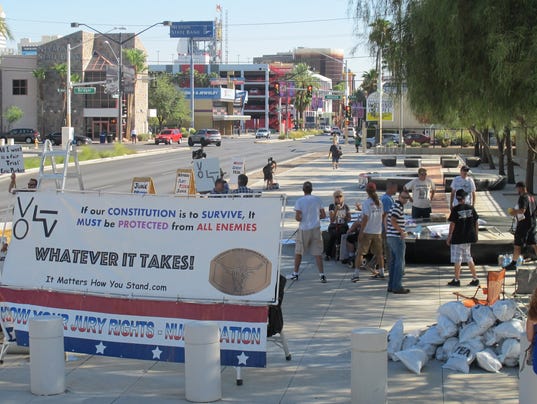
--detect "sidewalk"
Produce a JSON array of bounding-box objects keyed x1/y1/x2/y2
[{"x1": 0, "y1": 148, "x2": 525, "y2": 403}]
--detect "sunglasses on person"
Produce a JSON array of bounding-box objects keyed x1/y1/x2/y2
[{"x1": 335, "y1": 195, "x2": 343, "y2": 198}]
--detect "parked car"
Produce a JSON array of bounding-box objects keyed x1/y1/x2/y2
[
  {"x1": 404, "y1": 132, "x2": 431, "y2": 145},
  {"x1": 331, "y1": 127, "x2": 342, "y2": 136},
  {"x1": 1, "y1": 128, "x2": 40, "y2": 144},
  {"x1": 381, "y1": 133, "x2": 400, "y2": 145},
  {"x1": 155, "y1": 128, "x2": 182, "y2": 145},
  {"x1": 322, "y1": 125, "x2": 332, "y2": 134},
  {"x1": 45, "y1": 132, "x2": 92, "y2": 146},
  {"x1": 347, "y1": 127, "x2": 356, "y2": 139},
  {"x1": 188, "y1": 129, "x2": 222, "y2": 147},
  {"x1": 255, "y1": 128, "x2": 271, "y2": 139}
]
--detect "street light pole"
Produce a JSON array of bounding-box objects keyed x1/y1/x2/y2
[{"x1": 66, "y1": 43, "x2": 72, "y2": 128}]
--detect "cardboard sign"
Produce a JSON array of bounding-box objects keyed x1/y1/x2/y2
[
  {"x1": 0, "y1": 145, "x2": 24, "y2": 174},
  {"x1": 174, "y1": 169, "x2": 196, "y2": 195},
  {"x1": 131, "y1": 177, "x2": 156, "y2": 195},
  {"x1": 229, "y1": 157, "x2": 245, "y2": 186},
  {"x1": 192, "y1": 158, "x2": 221, "y2": 193}
]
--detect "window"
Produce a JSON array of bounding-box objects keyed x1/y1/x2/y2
[{"x1": 13, "y1": 79, "x2": 27, "y2": 95}]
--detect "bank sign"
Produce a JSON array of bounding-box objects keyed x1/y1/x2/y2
[{"x1": 170, "y1": 21, "x2": 214, "y2": 40}]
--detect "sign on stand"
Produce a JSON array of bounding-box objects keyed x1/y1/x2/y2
[
  {"x1": 192, "y1": 158, "x2": 221, "y2": 193},
  {"x1": 228, "y1": 157, "x2": 245, "y2": 186},
  {"x1": 174, "y1": 169, "x2": 196, "y2": 195},
  {"x1": 131, "y1": 177, "x2": 156, "y2": 195},
  {"x1": 0, "y1": 144, "x2": 24, "y2": 174}
]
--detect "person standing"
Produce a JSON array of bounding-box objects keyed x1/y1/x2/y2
[
  {"x1": 381, "y1": 181, "x2": 398, "y2": 269},
  {"x1": 404, "y1": 168, "x2": 436, "y2": 219},
  {"x1": 328, "y1": 139, "x2": 342, "y2": 170},
  {"x1": 325, "y1": 190, "x2": 351, "y2": 260},
  {"x1": 287, "y1": 181, "x2": 328, "y2": 283},
  {"x1": 446, "y1": 189, "x2": 480, "y2": 287},
  {"x1": 503, "y1": 181, "x2": 537, "y2": 271},
  {"x1": 386, "y1": 190, "x2": 411, "y2": 294},
  {"x1": 130, "y1": 128, "x2": 137, "y2": 143},
  {"x1": 450, "y1": 165, "x2": 476, "y2": 209},
  {"x1": 352, "y1": 182, "x2": 385, "y2": 282}
]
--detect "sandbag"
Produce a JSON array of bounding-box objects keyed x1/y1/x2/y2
[
  {"x1": 419, "y1": 325, "x2": 446, "y2": 346},
  {"x1": 387, "y1": 319, "x2": 404, "y2": 361},
  {"x1": 401, "y1": 334, "x2": 419, "y2": 351},
  {"x1": 459, "y1": 322, "x2": 485, "y2": 343},
  {"x1": 471, "y1": 305, "x2": 496, "y2": 332},
  {"x1": 482, "y1": 328, "x2": 498, "y2": 346},
  {"x1": 494, "y1": 319, "x2": 524, "y2": 340},
  {"x1": 435, "y1": 337, "x2": 459, "y2": 362},
  {"x1": 437, "y1": 301, "x2": 471, "y2": 324},
  {"x1": 394, "y1": 348, "x2": 428, "y2": 375},
  {"x1": 499, "y1": 338, "x2": 521, "y2": 364},
  {"x1": 476, "y1": 349, "x2": 502, "y2": 373},
  {"x1": 436, "y1": 314, "x2": 458, "y2": 339},
  {"x1": 443, "y1": 340, "x2": 484, "y2": 374},
  {"x1": 492, "y1": 299, "x2": 517, "y2": 322}
]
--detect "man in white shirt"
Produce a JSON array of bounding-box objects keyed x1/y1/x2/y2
[
  {"x1": 404, "y1": 168, "x2": 436, "y2": 219},
  {"x1": 450, "y1": 165, "x2": 476, "y2": 209},
  {"x1": 287, "y1": 181, "x2": 328, "y2": 283}
]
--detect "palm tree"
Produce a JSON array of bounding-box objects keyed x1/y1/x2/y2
[
  {"x1": 360, "y1": 69, "x2": 378, "y2": 95},
  {"x1": 123, "y1": 48, "x2": 147, "y2": 136},
  {"x1": 0, "y1": 16, "x2": 13, "y2": 40},
  {"x1": 32, "y1": 68, "x2": 46, "y2": 136},
  {"x1": 286, "y1": 63, "x2": 316, "y2": 129},
  {"x1": 52, "y1": 63, "x2": 80, "y2": 126}
]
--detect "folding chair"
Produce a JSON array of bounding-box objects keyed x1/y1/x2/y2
[
  {"x1": 453, "y1": 268, "x2": 506, "y2": 308},
  {"x1": 0, "y1": 311, "x2": 17, "y2": 364}
]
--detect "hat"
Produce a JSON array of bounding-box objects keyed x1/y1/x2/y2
[
  {"x1": 455, "y1": 189, "x2": 468, "y2": 200},
  {"x1": 366, "y1": 182, "x2": 376, "y2": 191},
  {"x1": 460, "y1": 165, "x2": 470, "y2": 172},
  {"x1": 516, "y1": 181, "x2": 526, "y2": 188}
]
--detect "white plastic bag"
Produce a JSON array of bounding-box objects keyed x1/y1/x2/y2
[
  {"x1": 419, "y1": 325, "x2": 446, "y2": 346},
  {"x1": 416, "y1": 342, "x2": 437, "y2": 359},
  {"x1": 394, "y1": 348, "x2": 428, "y2": 375},
  {"x1": 492, "y1": 299, "x2": 517, "y2": 322},
  {"x1": 459, "y1": 322, "x2": 485, "y2": 342},
  {"x1": 482, "y1": 328, "x2": 498, "y2": 346},
  {"x1": 436, "y1": 314, "x2": 458, "y2": 338},
  {"x1": 471, "y1": 305, "x2": 496, "y2": 332},
  {"x1": 387, "y1": 319, "x2": 404, "y2": 361},
  {"x1": 476, "y1": 349, "x2": 502, "y2": 373},
  {"x1": 498, "y1": 338, "x2": 521, "y2": 364},
  {"x1": 494, "y1": 319, "x2": 524, "y2": 340},
  {"x1": 437, "y1": 301, "x2": 471, "y2": 324},
  {"x1": 443, "y1": 340, "x2": 484, "y2": 374},
  {"x1": 401, "y1": 333, "x2": 419, "y2": 351},
  {"x1": 435, "y1": 337, "x2": 459, "y2": 362}
]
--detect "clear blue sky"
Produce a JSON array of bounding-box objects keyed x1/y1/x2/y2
[{"x1": 3, "y1": 0, "x2": 374, "y2": 82}]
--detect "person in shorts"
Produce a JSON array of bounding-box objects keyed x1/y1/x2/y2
[
  {"x1": 446, "y1": 189, "x2": 480, "y2": 287},
  {"x1": 404, "y1": 167, "x2": 435, "y2": 219},
  {"x1": 287, "y1": 181, "x2": 328, "y2": 283}
]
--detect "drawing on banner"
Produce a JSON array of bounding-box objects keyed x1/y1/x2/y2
[
  {"x1": 192, "y1": 157, "x2": 220, "y2": 193},
  {"x1": 228, "y1": 157, "x2": 245, "y2": 186},
  {"x1": 174, "y1": 169, "x2": 196, "y2": 195},
  {"x1": 209, "y1": 248, "x2": 271, "y2": 295},
  {"x1": 131, "y1": 177, "x2": 156, "y2": 195},
  {"x1": 0, "y1": 144, "x2": 24, "y2": 174}
]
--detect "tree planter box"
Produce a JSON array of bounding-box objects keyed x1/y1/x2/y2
[
  {"x1": 404, "y1": 158, "x2": 421, "y2": 168},
  {"x1": 381, "y1": 157, "x2": 397, "y2": 167},
  {"x1": 441, "y1": 158, "x2": 459, "y2": 168},
  {"x1": 466, "y1": 157, "x2": 481, "y2": 167}
]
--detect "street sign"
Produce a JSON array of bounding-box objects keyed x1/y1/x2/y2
[
  {"x1": 74, "y1": 87, "x2": 96, "y2": 95},
  {"x1": 349, "y1": 95, "x2": 358, "y2": 101},
  {"x1": 170, "y1": 21, "x2": 214, "y2": 39},
  {"x1": 325, "y1": 94, "x2": 341, "y2": 100}
]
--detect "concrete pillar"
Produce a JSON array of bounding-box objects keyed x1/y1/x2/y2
[
  {"x1": 184, "y1": 321, "x2": 221, "y2": 402},
  {"x1": 351, "y1": 327, "x2": 387, "y2": 404},
  {"x1": 520, "y1": 332, "x2": 537, "y2": 403},
  {"x1": 29, "y1": 315, "x2": 65, "y2": 395}
]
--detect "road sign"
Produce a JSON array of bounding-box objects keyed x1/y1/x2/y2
[
  {"x1": 325, "y1": 94, "x2": 341, "y2": 100},
  {"x1": 170, "y1": 21, "x2": 214, "y2": 39},
  {"x1": 348, "y1": 95, "x2": 358, "y2": 101},
  {"x1": 74, "y1": 87, "x2": 96, "y2": 95}
]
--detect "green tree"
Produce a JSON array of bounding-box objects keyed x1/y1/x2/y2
[
  {"x1": 0, "y1": 16, "x2": 13, "y2": 40},
  {"x1": 148, "y1": 74, "x2": 190, "y2": 131},
  {"x1": 123, "y1": 48, "x2": 147, "y2": 136},
  {"x1": 286, "y1": 63, "x2": 316, "y2": 129},
  {"x1": 5, "y1": 106, "x2": 23, "y2": 129},
  {"x1": 360, "y1": 69, "x2": 378, "y2": 95},
  {"x1": 32, "y1": 68, "x2": 47, "y2": 136},
  {"x1": 52, "y1": 63, "x2": 80, "y2": 124}
]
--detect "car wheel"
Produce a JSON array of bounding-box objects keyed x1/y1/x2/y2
[
  {"x1": 366, "y1": 142, "x2": 372, "y2": 148},
  {"x1": 166, "y1": 140, "x2": 171, "y2": 145},
  {"x1": 216, "y1": 142, "x2": 221, "y2": 147},
  {"x1": 76, "y1": 139, "x2": 82, "y2": 146},
  {"x1": 178, "y1": 137, "x2": 182, "y2": 144},
  {"x1": 201, "y1": 138, "x2": 208, "y2": 147},
  {"x1": 155, "y1": 140, "x2": 159, "y2": 145},
  {"x1": 188, "y1": 137, "x2": 194, "y2": 146},
  {"x1": 25, "y1": 137, "x2": 33, "y2": 144}
]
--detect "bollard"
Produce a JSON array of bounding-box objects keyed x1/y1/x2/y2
[
  {"x1": 184, "y1": 321, "x2": 221, "y2": 402},
  {"x1": 29, "y1": 315, "x2": 65, "y2": 395},
  {"x1": 519, "y1": 332, "x2": 537, "y2": 403},
  {"x1": 351, "y1": 327, "x2": 387, "y2": 404}
]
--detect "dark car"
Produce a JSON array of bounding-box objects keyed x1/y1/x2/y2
[
  {"x1": 188, "y1": 129, "x2": 222, "y2": 147},
  {"x1": 1, "y1": 128, "x2": 40, "y2": 144},
  {"x1": 155, "y1": 128, "x2": 183, "y2": 145},
  {"x1": 404, "y1": 132, "x2": 431, "y2": 145},
  {"x1": 45, "y1": 132, "x2": 92, "y2": 146}
]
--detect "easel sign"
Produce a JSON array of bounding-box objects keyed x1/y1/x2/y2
[
  {"x1": 0, "y1": 145, "x2": 24, "y2": 174},
  {"x1": 175, "y1": 169, "x2": 196, "y2": 195},
  {"x1": 131, "y1": 177, "x2": 156, "y2": 195},
  {"x1": 192, "y1": 157, "x2": 221, "y2": 193},
  {"x1": 228, "y1": 157, "x2": 245, "y2": 186}
]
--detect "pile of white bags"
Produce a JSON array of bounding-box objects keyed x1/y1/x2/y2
[{"x1": 387, "y1": 299, "x2": 523, "y2": 374}]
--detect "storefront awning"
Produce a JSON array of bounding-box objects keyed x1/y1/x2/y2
[{"x1": 213, "y1": 115, "x2": 251, "y2": 121}]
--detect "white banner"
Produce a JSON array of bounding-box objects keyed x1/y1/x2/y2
[
  {"x1": 192, "y1": 158, "x2": 221, "y2": 192},
  {"x1": 2, "y1": 192, "x2": 284, "y2": 303}
]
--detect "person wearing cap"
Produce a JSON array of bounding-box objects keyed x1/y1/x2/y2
[
  {"x1": 404, "y1": 168, "x2": 436, "y2": 219},
  {"x1": 287, "y1": 181, "x2": 328, "y2": 283},
  {"x1": 386, "y1": 190, "x2": 411, "y2": 294},
  {"x1": 446, "y1": 188, "x2": 480, "y2": 287},
  {"x1": 351, "y1": 182, "x2": 385, "y2": 282},
  {"x1": 450, "y1": 165, "x2": 476, "y2": 209},
  {"x1": 503, "y1": 181, "x2": 537, "y2": 271},
  {"x1": 325, "y1": 190, "x2": 351, "y2": 261}
]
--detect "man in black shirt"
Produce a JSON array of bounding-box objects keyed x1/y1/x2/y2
[
  {"x1": 503, "y1": 181, "x2": 537, "y2": 271},
  {"x1": 446, "y1": 189, "x2": 480, "y2": 287}
]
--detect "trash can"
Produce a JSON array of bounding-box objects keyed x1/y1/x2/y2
[
  {"x1": 106, "y1": 134, "x2": 114, "y2": 143},
  {"x1": 99, "y1": 133, "x2": 106, "y2": 144},
  {"x1": 184, "y1": 321, "x2": 221, "y2": 402},
  {"x1": 29, "y1": 315, "x2": 65, "y2": 395}
]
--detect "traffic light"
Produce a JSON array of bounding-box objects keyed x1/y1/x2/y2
[
  {"x1": 274, "y1": 82, "x2": 280, "y2": 96},
  {"x1": 307, "y1": 85, "x2": 312, "y2": 97},
  {"x1": 345, "y1": 105, "x2": 351, "y2": 119}
]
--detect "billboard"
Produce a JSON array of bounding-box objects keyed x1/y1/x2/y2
[{"x1": 366, "y1": 91, "x2": 394, "y2": 122}]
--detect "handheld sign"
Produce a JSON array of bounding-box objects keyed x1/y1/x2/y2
[
  {"x1": 175, "y1": 169, "x2": 196, "y2": 195},
  {"x1": 0, "y1": 145, "x2": 24, "y2": 174},
  {"x1": 192, "y1": 158, "x2": 220, "y2": 193},
  {"x1": 131, "y1": 177, "x2": 156, "y2": 195},
  {"x1": 228, "y1": 157, "x2": 245, "y2": 186}
]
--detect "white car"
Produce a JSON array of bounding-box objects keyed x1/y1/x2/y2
[
  {"x1": 255, "y1": 128, "x2": 271, "y2": 139},
  {"x1": 346, "y1": 128, "x2": 356, "y2": 139}
]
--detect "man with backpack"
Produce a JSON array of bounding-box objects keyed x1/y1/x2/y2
[{"x1": 503, "y1": 181, "x2": 537, "y2": 271}]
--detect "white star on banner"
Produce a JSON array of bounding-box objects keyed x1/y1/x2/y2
[
  {"x1": 237, "y1": 352, "x2": 249, "y2": 365},
  {"x1": 152, "y1": 346, "x2": 163, "y2": 359},
  {"x1": 95, "y1": 342, "x2": 106, "y2": 354}
]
